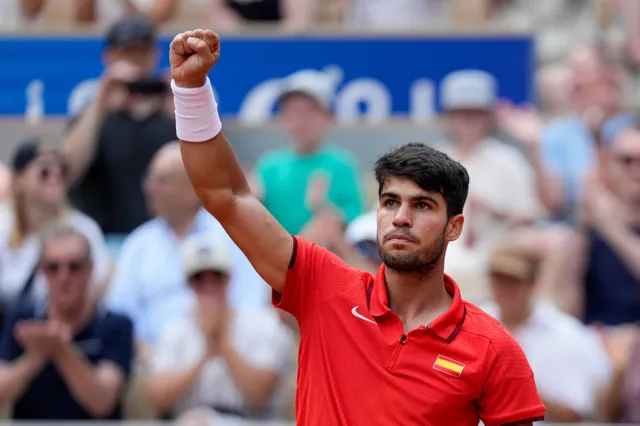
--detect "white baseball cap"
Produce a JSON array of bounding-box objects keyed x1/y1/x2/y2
[
  {"x1": 279, "y1": 69, "x2": 336, "y2": 111},
  {"x1": 345, "y1": 210, "x2": 377, "y2": 245},
  {"x1": 440, "y1": 70, "x2": 497, "y2": 111},
  {"x1": 181, "y1": 233, "x2": 231, "y2": 280}
]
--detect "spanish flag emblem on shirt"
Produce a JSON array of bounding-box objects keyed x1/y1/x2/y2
[{"x1": 433, "y1": 355, "x2": 465, "y2": 377}]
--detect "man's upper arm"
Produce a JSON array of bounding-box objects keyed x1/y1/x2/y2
[
  {"x1": 206, "y1": 194, "x2": 293, "y2": 294},
  {"x1": 478, "y1": 332, "x2": 546, "y2": 426}
]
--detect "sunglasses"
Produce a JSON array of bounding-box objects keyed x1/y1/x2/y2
[
  {"x1": 189, "y1": 270, "x2": 228, "y2": 284},
  {"x1": 42, "y1": 260, "x2": 88, "y2": 275}
]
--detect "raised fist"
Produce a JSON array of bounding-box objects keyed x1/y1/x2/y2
[{"x1": 169, "y1": 29, "x2": 220, "y2": 89}]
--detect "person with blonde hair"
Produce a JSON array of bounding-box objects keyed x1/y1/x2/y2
[{"x1": 0, "y1": 140, "x2": 111, "y2": 328}]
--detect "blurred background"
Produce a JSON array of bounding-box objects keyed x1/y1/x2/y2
[{"x1": 0, "y1": 0, "x2": 639, "y2": 425}]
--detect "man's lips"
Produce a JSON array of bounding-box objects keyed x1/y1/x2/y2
[{"x1": 385, "y1": 234, "x2": 415, "y2": 243}]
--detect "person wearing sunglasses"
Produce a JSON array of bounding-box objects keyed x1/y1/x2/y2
[
  {"x1": 0, "y1": 223, "x2": 133, "y2": 420},
  {"x1": 147, "y1": 233, "x2": 293, "y2": 422},
  {"x1": 0, "y1": 140, "x2": 111, "y2": 335}
]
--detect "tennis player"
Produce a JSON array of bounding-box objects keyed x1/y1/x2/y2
[{"x1": 169, "y1": 29, "x2": 546, "y2": 426}]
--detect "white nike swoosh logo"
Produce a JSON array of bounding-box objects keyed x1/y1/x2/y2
[{"x1": 351, "y1": 306, "x2": 376, "y2": 324}]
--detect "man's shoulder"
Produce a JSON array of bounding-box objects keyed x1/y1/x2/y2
[{"x1": 462, "y1": 303, "x2": 533, "y2": 378}]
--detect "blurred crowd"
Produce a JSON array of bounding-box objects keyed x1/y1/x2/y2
[{"x1": 0, "y1": 1, "x2": 639, "y2": 425}]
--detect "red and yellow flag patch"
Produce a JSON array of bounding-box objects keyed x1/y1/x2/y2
[{"x1": 432, "y1": 355, "x2": 465, "y2": 377}]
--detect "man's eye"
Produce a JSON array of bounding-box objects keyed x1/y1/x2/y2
[
  {"x1": 416, "y1": 202, "x2": 429, "y2": 209},
  {"x1": 384, "y1": 199, "x2": 397, "y2": 208}
]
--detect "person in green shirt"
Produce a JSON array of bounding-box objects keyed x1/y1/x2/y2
[{"x1": 254, "y1": 69, "x2": 364, "y2": 235}]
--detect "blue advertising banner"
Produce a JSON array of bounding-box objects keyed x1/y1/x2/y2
[{"x1": 0, "y1": 35, "x2": 533, "y2": 122}]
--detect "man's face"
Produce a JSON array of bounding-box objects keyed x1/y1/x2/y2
[
  {"x1": 105, "y1": 42, "x2": 158, "y2": 75},
  {"x1": 144, "y1": 156, "x2": 199, "y2": 218},
  {"x1": 376, "y1": 177, "x2": 463, "y2": 273},
  {"x1": 188, "y1": 270, "x2": 230, "y2": 301},
  {"x1": 278, "y1": 94, "x2": 332, "y2": 152},
  {"x1": 490, "y1": 272, "x2": 534, "y2": 320},
  {"x1": 444, "y1": 109, "x2": 493, "y2": 145},
  {"x1": 41, "y1": 235, "x2": 92, "y2": 314},
  {"x1": 607, "y1": 129, "x2": 640, "y2": 204}
]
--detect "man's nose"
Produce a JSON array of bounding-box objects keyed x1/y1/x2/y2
[{"x1": 391, "y1": 204, "x2": 412, "y2": 228}]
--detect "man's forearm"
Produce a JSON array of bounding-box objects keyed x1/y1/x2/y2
[
  {"x1": 526, "y1": 147, "x2": 565, "y2": 214},
  {"x1": 220, "y1": 342, "x2": 277, "y2": 407},
  {"x1": 599, "y1": 221, "x2": 640, "y2": 279},
  {"x1": 0, "y1": 354, "x2": 46, "y2": 402},
  {"x1": 54, "y1": 343, "x2": 119, "y2": 417},
  {"x1": 63, "y1": 95, "x2": 107, "y2": 184},
  {"x1": 147, "y1": 357, "x2": 206, "y2": 412}
]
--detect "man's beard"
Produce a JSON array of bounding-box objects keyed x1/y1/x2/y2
[{"x1": 378, "y1": 227, "x2": 446, "y2": 274}]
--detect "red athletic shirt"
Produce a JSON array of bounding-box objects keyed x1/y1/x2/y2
[{"x1": 273, "y1": 236, "x2": 546, "y2": 426}]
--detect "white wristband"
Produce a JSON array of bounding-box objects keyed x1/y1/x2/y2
[{"x1": 171, "y1": 77, "x2": 222, "y2": 142}]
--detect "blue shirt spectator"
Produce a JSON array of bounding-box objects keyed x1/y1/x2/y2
[
  {"x1": 0, "y1": 302, "x2": 133, "y2": 420},
  {"x1": 105, "y1": 208, "x2": 270, "y2": 346}
]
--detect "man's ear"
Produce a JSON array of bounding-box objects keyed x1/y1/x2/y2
[{"x1": 445, "y1": 214, "x2": 464, "y2": 242}]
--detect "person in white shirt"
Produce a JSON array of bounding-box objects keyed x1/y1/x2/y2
[
  {"x1": 0, "y1": 140, "x2": 110, "y2": 311},
  {"x1": 482, "y1": 236, "x2": 613, "y2": 422},
  {"x1": 437, "y1": 69, "x2": 543, "y2": 304},
  {"x1": 147, "y1": 232, "x2": 293, "y2": 421}
]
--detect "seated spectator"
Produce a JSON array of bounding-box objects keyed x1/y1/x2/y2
[
  {"x1": 550, "y1": 126, "x2": 640, "y2": 324},
  {"x1": 0, "y1": 224, "x2": 133, "y2": 419},
  {"x1": 482, "y1": 236, "x2": 612, "y2": 422},
  {"x1": 74, "y1": 0, "x2": 180, "y2": 25},
  {"x1": 200, "y1": 0, "x2": 318, "y2": 30},
  {"x1": 147, "y1": 233, "x2": 292, "y2": 420},
  {"x1": 254, "y1": 69, "x2": 364, "y2": 236},
  {"x1": 0, "y1": 141, "x2": 110, "y2": 323},
  {"x1": 437, "y1": 70, "x2": 541, "y2": 304},
  {"x1": 105, "y1": 143, "x2": 268, "y2": 352},
  {"x1": 65, "y1": 15, "x2": 176, "y2": 236},
  {"x1": 497, "y1": 44, "x2": 633, "y2": 219}
]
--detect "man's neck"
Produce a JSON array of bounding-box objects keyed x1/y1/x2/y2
[
  {"x1": 384, "y1": 265, "x2": 452, "y2": 331},
  {"x1": 48, "y1": 301, "x2": 93, "y2": 333},
  {"x1": 24, "y1": 202, "x2": 60, "y2": 234}
]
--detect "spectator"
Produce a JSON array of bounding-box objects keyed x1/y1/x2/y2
[
  {"x1": 618, "y1": 329, "x2": 640, "y2": 422},
  {"x1": 105, "y1": 143, "x2": 268, "y2": 351},
  {"x1": 64, "y1": 15, "x2": 176, "y2": 237},
  {"x1": 482, "y1": 235, "x2": 612, "y2": 422},
  {"x1": 254, "y1": 69, "x2": 364, "y2": 236},
  {"x1": 497, "y1": 43, "x2": 632, "y2": 219},
  {"x1": 147, "y1": 233, "x2": 292, "y2": 420},
  {"x1": 74, "y1": 0, "x2": 180, "y2": 25},
  {"x1": 0, "y1": 141, "x2": 110, "y2": 323},
  {"x1": 437, "y1": 70, "x2": 541, "y2": 304},
  {"x1": 549, "y1": 126, "x2": 640, "y2": 325},
  {"x1": 0, "y1": 224, "x2": 133, "y2": 419},
  {"x1": 200, "y1": 0, "x2": 318, "y2": 31}
]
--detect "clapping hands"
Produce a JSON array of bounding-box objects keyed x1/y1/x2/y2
[{"x1": 14, "y1": 320, "x2": 72, "y2": 360}]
